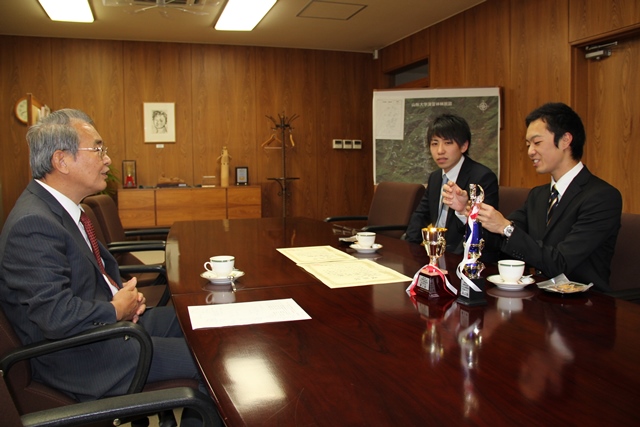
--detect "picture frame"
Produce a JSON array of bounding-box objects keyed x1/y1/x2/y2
[
  {"x1": 143, "y1": 102, "x2": 176, "y2": 143},
  {"x1": 122, "y1": 160, "x2": 137, "y2": 188},
  {"x1": 235, "y1": 167, "x2": 249, "y2": 185}
]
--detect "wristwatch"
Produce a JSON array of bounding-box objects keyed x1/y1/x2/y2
[{"x1": 503, "y1": 222, "x2": 515, "y2": 238}]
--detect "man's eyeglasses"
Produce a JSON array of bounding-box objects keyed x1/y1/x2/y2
[{"x1": 77, "y1": 147, "x2": 108, "y2": 159}]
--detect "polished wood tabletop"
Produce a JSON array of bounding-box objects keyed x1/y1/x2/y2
[{"x1": 166, "y1": 217, "x2": 640, "y2": 426}]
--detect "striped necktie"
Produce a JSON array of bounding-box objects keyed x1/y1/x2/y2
[
  {"x1": 436, "y1": 174, "x2": 449, "y2": 228},
  {"x1": 547, "y1": 185, "x2": 559, "y2": 225},
  {"x1": 80, "y1": 211, "x2": 120, "y2": 289}
]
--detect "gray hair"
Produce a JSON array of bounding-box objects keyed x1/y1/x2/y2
[{"x1": 26, "y1": 109, "x2": 95, "y2": 179}]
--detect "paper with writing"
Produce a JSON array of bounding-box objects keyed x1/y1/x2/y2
[
  {"x1": 188, "y1": 298, "x2": 311, "y2": 329},
  {"x1": 277, "y1": 245, "x2": 355, "y2": 264},
  {"x1": 298, "y1": 259, "x2": 412, "y2": 289}
]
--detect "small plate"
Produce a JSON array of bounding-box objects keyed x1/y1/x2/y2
[
  {"x1": 200, "y1": 269, "x2": 245, "y2": 284},
  {"x1": 350, "y1": 243, "x2": 383, "y2": 254},
  {"x1": 487, "y1": 274, "x2": 535, "y2": 291},
  {"x1": 538, "y1": 282, "x2": 592, "y2": 294}
]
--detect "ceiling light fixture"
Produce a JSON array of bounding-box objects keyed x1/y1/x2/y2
[
  {"x1": 38, "y1": 0, "x2": 94, "y2": 23},
  {"x1": 215, "y1": 0, "x2": 277, "y2": 31}
]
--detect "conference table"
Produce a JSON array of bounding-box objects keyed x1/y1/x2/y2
[{"x1": 166, "y1": 217, "x2": 640, "y2": 426}]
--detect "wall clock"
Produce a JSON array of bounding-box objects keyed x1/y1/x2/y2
[{"x1": 14, "y1": 96, "x2": 42, "y2": 125}]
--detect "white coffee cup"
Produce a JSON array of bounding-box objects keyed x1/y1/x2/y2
[
  {"x1": 356, "y1": 232, "x2": 376, "y2": 248},
  {"x1": 204, "y1": 255, "x2": 235, "y2": 277},
  {"x1": 498, "y1": 260, "x2": 525, "y2": 283}
]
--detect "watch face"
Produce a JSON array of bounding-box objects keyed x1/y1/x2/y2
[{"x1": 16, "y1": 99, "x2": 28, "y2": 122}]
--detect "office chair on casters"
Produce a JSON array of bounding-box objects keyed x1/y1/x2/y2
[
  {"x1": 325, "y1": 181, "x2": 426, "y2": 239},
  {"x1": 0, "y1": 307, "x2": 210, "y2": 427}
]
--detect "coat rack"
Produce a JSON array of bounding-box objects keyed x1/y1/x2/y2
[{"x1": 264, "y1": 113, "x2": 299, "y2": 217}]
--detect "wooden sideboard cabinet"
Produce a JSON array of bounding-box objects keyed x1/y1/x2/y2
[{"x1": 117, "y1": 186, "x2": 262, "y2": 228}]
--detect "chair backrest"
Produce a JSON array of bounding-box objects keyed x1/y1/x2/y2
[
  {"x1": 0, "y1": 307, "x2": 75, "y2": 415},
  {"x1": 367, "y1": 182, "x2": 426, "y2": 238},
  {"x1": 498, "y1": 186, "x2": 530, "y2": 218},
  {"x1": 608, "y1": 212, "x2": 640, "y2": 293},
  {"x1": 82, "y1": 195, "x2": 127, "y2": 244}
]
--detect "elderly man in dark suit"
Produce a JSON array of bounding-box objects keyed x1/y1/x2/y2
[
  {"x1": 0, "y1": 109, "x2": 220, "y2": 427},
  {"x1": 475, "y1": 102, "x2": 622, "y2": 292},
  {"x1": 405, "y1": 113, "x2": 500, "y2": 261}
]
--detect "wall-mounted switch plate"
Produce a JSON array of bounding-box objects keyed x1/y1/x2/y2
[
  {"x1": 332, "y1": 139, "x2": 343, "y2": 149},
  {"x1": 343, "y1": 139, "x2": 353, "y2": 149},
  {"x1": 353, "y1": 139, "x2": 362, "y2": 149}
]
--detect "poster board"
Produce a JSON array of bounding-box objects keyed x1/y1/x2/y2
[{"x1": 373, "y1": 87, "x2": 501, "y2": 185}]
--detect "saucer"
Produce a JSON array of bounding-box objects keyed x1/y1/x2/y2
[
  {"x1": 200, "y1": 269, "x2": 245, "y2": 284},
  {"x1": 350, "y1": 243, "x2": 382, "y2": 254},
  {"x1": 487, "y1": 274, "x2": 535, "y2": 291}
]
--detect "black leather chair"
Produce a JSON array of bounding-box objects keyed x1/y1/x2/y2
[
  {"x1": 325, "y1": 181, "x2": 426, "y2": 239},
  {"x1": 607, "y1": 212, "x2": 640, "y2": 303},
  {"x1": 0, "y1": 307, "x2": 205, "y2": 427}
]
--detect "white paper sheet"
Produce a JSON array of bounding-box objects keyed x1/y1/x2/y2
[
  {"x1": 188, "y1": 298, "x2": 311, "y2": 329},
  {"x1": 277, "y1": 245, "x2": 355, "y2": 264},
  {"x1": 298, "y1": 259, "x2": 412, "y2": 289}
]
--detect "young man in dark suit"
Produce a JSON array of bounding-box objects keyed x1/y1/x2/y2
[
  {"x1": 475, "y1": 102, "x2": 622, "y2": 292},
  {"x1": 0, "y1": 109, "x2": 220, "y2": 426},
  {"x1": 405, "y1": 113, "x2": 500, "y2": 261}
]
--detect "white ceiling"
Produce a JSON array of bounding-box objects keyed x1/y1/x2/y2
[{"x1": 0, "y1": 0, "x2": 485, "y2": 53}]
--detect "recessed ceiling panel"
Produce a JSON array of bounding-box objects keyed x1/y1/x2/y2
[{"x1": 297, "y1": 1, "x2": 366, "y2": 21}]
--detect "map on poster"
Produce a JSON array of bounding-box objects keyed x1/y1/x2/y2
[{"x1": 373, "y1": 87, "x2": 501, "y2": 185}]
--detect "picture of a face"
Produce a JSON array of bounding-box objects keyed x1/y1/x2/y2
[{"x1": 152, "y1": 110, "x2": 168, "y2": 133}]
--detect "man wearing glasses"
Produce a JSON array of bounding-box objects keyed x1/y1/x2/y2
[{"x1": 0, "y1": 109, "x2": 220, "y2": 427}]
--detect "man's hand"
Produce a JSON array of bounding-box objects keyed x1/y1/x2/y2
[
  {"x1": 476, "y1": 203, "x2": 511, "y2": 234},
  {"x1": 443, "y1": 181, "x2": 469, "y2": 215},
  {"x1": 111, "y1": 278, "x2": 146, "y2": 323}
]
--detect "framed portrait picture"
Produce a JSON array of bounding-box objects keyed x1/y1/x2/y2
[
  {"x1": 143, "y1": 102, "x2": 175, "y2": 143},
  {"x1": 236, "y1": 167, "x2": 249, "y2": 185}
]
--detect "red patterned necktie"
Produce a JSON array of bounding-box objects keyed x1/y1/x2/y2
[{"x1": 79, "y1": 211, "x2": 120, "y2": 289}]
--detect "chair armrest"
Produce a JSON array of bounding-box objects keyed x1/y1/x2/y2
[
  {"x1": 108, "y1": 242, "x2": 166, "y2": 253},
  {"x1": 118, "y1": 264, "x2": 166, "y2": 275},
  {"x1": 124, "y1": 228, "x2": 170, "y2": 238},
  {"x1": 324, "y1": 215, "x2": 368, "y2": 222},
  {"x1": 361, "y1": 224, "x2": 409, "y2": 233},
  {"x1": 0, "y1": 322, "x2": 153, "y2": 395},
  {"x1": 21, "y1": 387, "x2": 220, "y2": 427}
]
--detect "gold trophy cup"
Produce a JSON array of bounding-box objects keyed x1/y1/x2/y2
[{"x1": 422, "y1": 226, "x2": 447, "y2": 266}]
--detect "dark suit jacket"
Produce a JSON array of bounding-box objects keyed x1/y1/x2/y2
[
  {"x1": 503, "y1": 166, "x2": 622, "y2": 292},
  {"x1": 406, "y1": 156, "x2": 500, "y2": 262},
  {"x1": 0, "y1": 180, "x2": 140, "y2": 401}
]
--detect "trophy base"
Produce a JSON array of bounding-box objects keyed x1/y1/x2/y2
[
  {"x1": 457, "y1": 277, "x2": 487, "y2": 306},
  {"x1": 414, "y1": 270, "x2": 455, "y2": 300}
]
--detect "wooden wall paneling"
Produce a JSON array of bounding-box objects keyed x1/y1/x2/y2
[
  {"x1": 117, "y1": 188, "x2": 156, "y2": 228},
  {"x1": 407, "y1": 28, "x2": 431, "y2": 64},
  {"x1": 463, "y1": 0, "x2": 511, "y2": 184},
  {"x1": 569, "y1": 0, "x2": 640, "y2": 43},
  {"x1": 191, "y1": 45, "x2": 257, "y2": 190},
  {"x1": 583, "y1": 35, "x2": 640, "y2": 213},
  {"x1": 314, "y1": 50, "x2": 375, "y2": 221},
  {"x1": 51, "y1": 38, "x2": 125, "y2": 184},
  {"x1": 507, "y1": 0, "x2": 572, "y2": 188},
  {"x1": 1, "y1": 36, "x2": 52, "y2": 224},
  {"x1": 123, "y1": 42, "x2": 193, "y2": 187},
  {"x1": 428, "y1": 13, "x2": 466, "y2": 88},
  {"x1": 227, "y1": 186, "x2": 262, "y2": 219},
  {"x1": 285, "y1": 49, "x2": 319, "y2": 220},
  {"x1": 255, "y1": 47, "x2": 294, "y2": 218}
]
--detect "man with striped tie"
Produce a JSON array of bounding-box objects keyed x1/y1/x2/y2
[
  {"x1": 475, "y1": 103, "x2": 622, "y2": 292},
  {"x1": 0, "y1": 109, "x2": 220, "y2": 426}
]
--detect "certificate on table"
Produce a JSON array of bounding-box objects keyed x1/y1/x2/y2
[
  {"x1": 298, "y1": 259, "x2": 412, "y2": 289},
  {"x1": 277, "y1": 245, "x2": 355, "y2": 264},
  {"x1": 188, "y1": 298, "x2": 311, "y2": 329}
]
